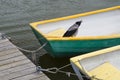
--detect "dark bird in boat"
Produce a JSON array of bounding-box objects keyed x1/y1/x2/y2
[{"x1": 63, "y1": 20, "x2": 82, "y2": 37}]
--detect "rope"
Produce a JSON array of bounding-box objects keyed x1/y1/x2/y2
[
  {"x1": 58, "y1": 70, "x2": 77, "y2": 77},
  {"x1": 16, "y1": 42, "x2": 47, "y2": 53},
  {"x1": 36, "y1": 63, "x2": 93, "y2": 78},
  {"x1": 36, "y1": 65, "x2": 77, "y2": 77},
  {"x1": 58, "y1": 63, "x2": 71, "y2": 70},
  {"x1": 1, "y1": 33, "x2": 47, "y2": 53},
  {"x1": 15, "y1": 42, "x2": 47, "y2": 65},
  {"x1": 36, "y1": 64, "x2": 93, "y2": 78}
]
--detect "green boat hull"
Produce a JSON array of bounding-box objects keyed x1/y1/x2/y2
[{"x1": 32, "y1": 29, "x2": 120, "y2": 57}]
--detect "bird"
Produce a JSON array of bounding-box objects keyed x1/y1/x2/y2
[{"x1": 63, "y1": 20, "x2": 82, "y2": 37}]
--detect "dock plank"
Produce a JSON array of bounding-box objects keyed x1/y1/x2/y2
[
  {"x1": 0, "y1": 39, "x2": 8, "y2": 44},
  {"x1": 0, "y1": 62, "x2": 35, "y2": 76},
  {"x1": 0, "y1": 40, "x2": 16, "y2": 49},
  {"x1": 0, "y1": 35, "x2": 50, "y2": 80},
  {"x1": 0, "y1": 44, "x2": 16, "y2": 52},
  {"x1": 1, "y1": 67, "x2": 36, "y2": 80},
  {"x1": 0, "y1": 48, "x2": 19, "y2": 56},
  {"x1": 11, "y1": 72, "x2": 45, "y2": 80},
  {"x1": 0, "y1": 59, "x2": 30, "y2": 71},
  {"x1": 0, "y1": 51, "x2": 22, "y2": 61},
  {"x1": 31, "y1": 76, "x2": 50, "y2": 80},
  {"x1": 0, "y1": 55, "x2": 27, "y2": 66},
  {"x1": 0, "y1": 40, "x2": 12, "y2": 48}
]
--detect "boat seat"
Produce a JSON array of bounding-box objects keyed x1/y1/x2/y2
[
  {"x1": 88, "y1": 62, "x2": 120, "y2": 80},
  {"x1": 44, "y1": 28, "x2": 66, "y2": 38}
]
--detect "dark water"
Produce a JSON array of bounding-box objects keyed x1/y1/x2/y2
[{"x1": 0, "y1": 0, "x2": 120, "y2": 80}]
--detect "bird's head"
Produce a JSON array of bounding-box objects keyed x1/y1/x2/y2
[{"x1": 76, "y1": 20, "x2": 82, "y2": 25}]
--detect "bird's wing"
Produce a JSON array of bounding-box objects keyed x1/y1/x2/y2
[{"x1": 67, "y1": 24, "x2": 78, "y2": 31}]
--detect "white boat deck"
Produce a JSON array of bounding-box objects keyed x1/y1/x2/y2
[
  {"x1": 70, "y1": 45, "x2": 120, "y2": 80},
  {"x1": 37, "y1": 9, "x2": 120, "y2": 36},
  {"x1": 0, "y1": 34, "x2": 50, "y2": 80},
  {"x1": 80, "y1": 49, "x2": 120, "y2": 71}
]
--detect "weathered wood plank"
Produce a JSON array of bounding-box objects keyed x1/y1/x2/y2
[
  {"x1": 11, "y1": 72, "x2": 46, "y2": 80},
  {"x1": 1, "y1": 67, "x2": 37, "y2": 80},
  {"x1": 0, "y1": 59, "x2": 30, "y2": 71},
  {"x1": 0, "y1": 62, "x2": 35, "y2": 77},
  {"x1": 31, "y1": 76, "x2": 50, "y2": 80},
  {"x1": 0, "y1": 44, "x2": 16, "y2": 52},
  {"x1": 0, "y1": 48, "x2": 20, "y2": 57},
  {"x1": 0, "y1": 40, "x2": 16, "y2": 50},
  {"x1": 0, "y1": 55, "x2": 27, "y2": 66},
  {"x1": 0, "y1": 40, "x2": 16, "y2": 51},
  {"x1": 0, "y1": 39, "x2": 8, "y2": 44},
  {"x1": 0, "y1": 41, "x2": 12, "y2": 48},
  {"x1": 0, "y1": 51, "x2": 23, "y2": 61}
]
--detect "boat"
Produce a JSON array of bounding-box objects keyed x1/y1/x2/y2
[
  {"x1": 30, "y1": 6, "x2": 120, "y2": 57},
  {"x1": 70, "y1": 45, "x2": 120, "y2": 80}
]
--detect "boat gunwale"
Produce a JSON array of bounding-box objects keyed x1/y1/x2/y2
[
  {"x1": 70, "y1": 45, "x2": 120, "y2": 77},
  {"x1": 30, "y1": 6, "x2": 120, "y2": 41}
]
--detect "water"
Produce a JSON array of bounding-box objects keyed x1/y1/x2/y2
[{"x1": 0, "y1": 0, "x2": 120, "y2": 80}]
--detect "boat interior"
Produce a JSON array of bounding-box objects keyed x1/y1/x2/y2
[
  {"x1": 37, "y1": 9, "x2": 120, "y2": 37},
  {"x1": 71, "y1": 45, "x2": 120, "y2": 80}
]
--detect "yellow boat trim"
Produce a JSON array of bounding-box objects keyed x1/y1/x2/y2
[
  {"x1": 46, "y1": 34, "x2": 120, "y2": 40},
  {"x1": 30, "y1": 6, "x2": 120, "y2": 40},
  {"x1": 70, "y1": 45, "x2": 120, "y2": 77}
]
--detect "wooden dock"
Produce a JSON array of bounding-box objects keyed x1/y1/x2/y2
[{"x1": 0, "y1": 34, "x2": 50, "y2": 80}]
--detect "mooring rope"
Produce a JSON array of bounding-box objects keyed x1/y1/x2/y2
[
  {"x1": 58, "y1": 63, "x2": 71, "y2": 70},
  {"x1": 36, "y1": 64, "x2": 77, "y2": 77},
  {"x1": 36, "y1": 64, "x2": 103, "y2": 79},
  {"x1": 1, "y1": 33, "x2": 47, "y2": 54},
  {"x1": 16, "y1": 42, "x2": 47, "y2": 53}
]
